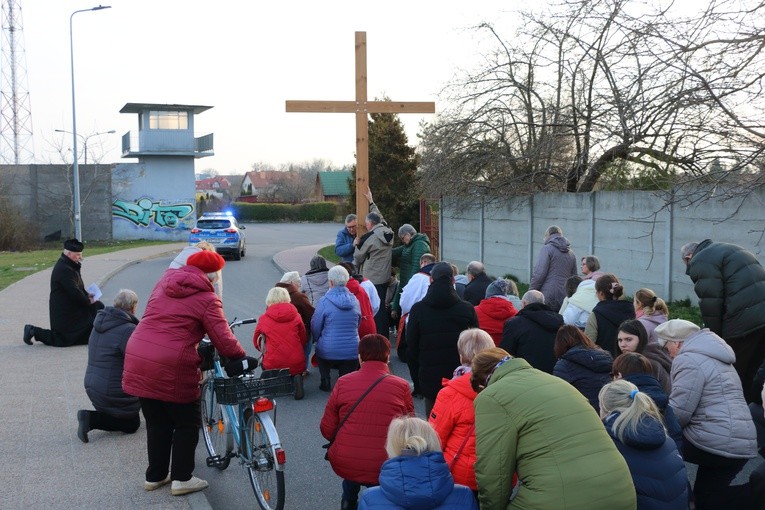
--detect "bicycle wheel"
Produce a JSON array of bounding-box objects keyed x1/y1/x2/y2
[
  {"x1": 245, "y1": 414, "x2": 285, "y2": 510},
  {"x1": 200, "y1": 378, "x2": 232, "y2": 470}
]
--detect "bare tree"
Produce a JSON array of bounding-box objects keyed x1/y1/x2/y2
[{"x1": 418, "y1": 0, "x2": 765, "y2": 203}]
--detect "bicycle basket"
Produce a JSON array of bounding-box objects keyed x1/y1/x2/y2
[{"x1": 213, "y1": 368, "x2": 294, "y2": 405}]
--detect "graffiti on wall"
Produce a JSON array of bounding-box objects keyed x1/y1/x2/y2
[{"x1": 112, "y1": 197, "x2": 194, "y2": 229}]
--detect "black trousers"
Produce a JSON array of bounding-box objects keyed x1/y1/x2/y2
[
  {"x1": 32, "y1": 325, "x2": 91, "y2": 347},
  {"x1": 317, "y1": 358, "x2": 358, "y2": 382},
  {"x1": 683, "y1": 441, "x2": 753, "y2": 510},
  {"x1": 373, "y1": 283, "x2": 389, "y2": 336},
  {"x1": 727, "y1": 326, "x2": 765, "y2": 403},
  {"x1": 85, "y1": 409, "x2": 140, "y2": 433},
  {"x1": 139, "y1": 397, "x2": 200, "y2": 483}
]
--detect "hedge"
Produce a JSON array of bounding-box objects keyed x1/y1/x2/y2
[{"x1": 232, "y1": 201, "x2": 337, "y2": 222}]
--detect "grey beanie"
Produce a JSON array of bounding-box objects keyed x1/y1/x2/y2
[{"x1": 486, "y1": 278, "x2": 510, "y2": 298}]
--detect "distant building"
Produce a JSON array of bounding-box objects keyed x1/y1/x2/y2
[
  {"x1": 195, "y1": 176, "x2": 231, "y2": 200},
  {"x1": 313, "y1": 171, "x2": 351, "y2": 203},
  {"x1": 240, "y1": 170, "x2": 283, "y2": 200}
]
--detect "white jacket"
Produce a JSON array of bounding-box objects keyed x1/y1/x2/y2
[
  {"x1": 400, "y1": 272, "x2": 431, "y2": 316},
  {"x1": 669, "y1": 329, "x2": 757, "y2": 459}
]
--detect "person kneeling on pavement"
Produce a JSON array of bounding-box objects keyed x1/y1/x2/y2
[
  {"x1": 77, "y1": 289, "x2": 142, "y2": 443},
  {"x1": 122, "y1": 250, "x2": 257, "y2": 497}
]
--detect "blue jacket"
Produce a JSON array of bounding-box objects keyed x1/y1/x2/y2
[
  {"x1": 335, "y1": 227, "x2": 356, "y2": 263},
  {"x1": 311, "y1": 286, "x2": 361, "y2": 360},
  {"x1": 553, "y1": 345, "x2": 613, "y2": 413},
  {"x1": 359, "y1": 451, "x2": 477, "y2": 510},
  {"x1": 603, "y1": 412, "x2": 689, "y2": 510},
  {"x1": 623, "y1": 373, "x2": 683, "y2": 452}
]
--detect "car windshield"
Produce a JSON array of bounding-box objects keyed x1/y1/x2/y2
[{"x1": 197, "y1": 220, "x2": 231, "y2": 229}]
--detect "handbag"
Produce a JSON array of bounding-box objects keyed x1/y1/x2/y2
[{"x1": 322, "y1": 373, "x2": 389, "y2": 460}]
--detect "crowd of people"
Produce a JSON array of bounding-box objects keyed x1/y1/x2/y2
[{"x1": 25, "y1": 196, "x2": 765, "y2": 508}]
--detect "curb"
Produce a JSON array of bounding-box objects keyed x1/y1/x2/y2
[
  {"x1": 188, "y1": 492, "x2": 213, "y2": 510},
  {"x1": 95, "y1": 247, "x2": 185, "y2": 288}
]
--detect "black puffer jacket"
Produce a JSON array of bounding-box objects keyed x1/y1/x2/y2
[
  {"x1": 553, "y1": 345, "x2": 613, "y2": 413},
  {"x1": 500, "y1": 302, "x2": 563, "y2": 374},
  {"x1": 407, "y1": 278, "x2": 479, "y2": 400},
  {"x1": 590, "y1": 300, "x2": 635, "y2": 356},
  {"x1": 688, "y1": 239, "x2": 765, "y2": 339},
  {"x1": 84, "y1": 307, "x2": 140, "y2": 417}
]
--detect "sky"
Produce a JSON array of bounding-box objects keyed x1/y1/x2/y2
[{"x1": 17, "y1": 1, "x2": 514, "y2": 174}]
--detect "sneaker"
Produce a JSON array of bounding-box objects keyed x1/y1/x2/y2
[
  {"x1": 144, "y1": 475, "x2": 171, "y2": 491},
  {"x1": 293, "y1": 374, "x2": 304, "y2": 400},
  {"x1": 77, "y1": 410, "x2": 90, "y2": 443},
  {"x1": 171, "y1": 476, "x2": 209, "y2": 496},
  {"x1": 23, "y1": 324, "x2": 34, "y2": 345}
]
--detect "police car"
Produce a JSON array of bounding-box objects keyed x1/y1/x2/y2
[{"x1": 189, "y1": 211, "x2": 247, "y2": 260}]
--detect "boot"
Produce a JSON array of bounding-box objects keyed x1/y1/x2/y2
[
  {"x1": 77, "y1": 410, "x2": 91, "y2": 443},
  {"x1": 319, "y1": 377, "x2": 331, "y2": 392},
  {"x1": 340, "y1": 499, "x2": 358, "y2": 510},
  {"x1": 293, "y1": 374, "x2": 304, "y2": 400}
]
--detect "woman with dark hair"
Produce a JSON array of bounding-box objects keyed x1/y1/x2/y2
[
  {"x1": 301, "y1": 255, "x2": 330, "y2": 306},
  {"x1": 617, "y1": 319, "x2": 672, "y2": 393},
  {"x1": 553, "y1": 324, "x2": 613, "y2": 412},
  {"x1": 633, "y1": 288, "x2": 669, "y2": 344},
  {"x1": 585, "y1": 273, "x2": 635, "y2": 356},
  {"x1": 320, "y1": 334, "x2": 414, "y2": 510},
  {"x1": 472, "y1": 347, "x2": 635, "y2": 509},
  {"x1": 612, "y1": 352, "x2": 683, "y2": 451}
]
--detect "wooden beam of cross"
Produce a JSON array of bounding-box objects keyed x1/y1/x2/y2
[{"x1": 286, "y1": 31, "x2": 435, "y2": 235}]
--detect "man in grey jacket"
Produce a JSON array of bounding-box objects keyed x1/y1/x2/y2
[
  {"x1": 529, "y1": 225, "x2": 577, "y2": 313},
  {"x1": 354, "y1": 189, "x2": 394, "y2": 335}
]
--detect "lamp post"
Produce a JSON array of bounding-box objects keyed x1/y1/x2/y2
[
  {"x1": 55, "y1": 129, "x2": 116, "y2": 164},
  {"x1": 69, "y1": 4, "x2": 111, "y2": 241}
]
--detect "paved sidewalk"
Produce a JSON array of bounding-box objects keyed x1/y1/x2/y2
[
  {"x1": 0, "y1": 242, "x2": 326, "y2": 510},
  {"x1": 0, "y1": 242, "x2": 215, "y2": 510}
]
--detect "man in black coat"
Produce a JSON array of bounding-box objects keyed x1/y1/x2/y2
[
  {"x1": 23, "y1": 239, "x2": 104, "y2": 347},
  {"x1": 406, "y1": 262, "x2": 478, "y2": 418},
  {"x1": 682, "y1": 239, "x2": 765, "y2": 402},
  {"x1": 500, "y1": 290, "x2": 563, "y2": 374},
  {"x1": 463, "y1": 260, "x2": 493, "y2": 306}
]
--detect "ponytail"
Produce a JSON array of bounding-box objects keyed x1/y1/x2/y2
[{"x1": 599, "y1": 380, "x2": 665, "y2": 443}]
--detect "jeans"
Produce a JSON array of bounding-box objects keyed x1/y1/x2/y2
[
  {"x1": 683, "y1": 441, "x2": 753, "y2": 510},
  {"x1": 139, "y1": 397, "x2": 200, "y2": 483}
]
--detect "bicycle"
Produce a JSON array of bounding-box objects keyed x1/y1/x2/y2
[{"x1": 199, "y1": 318, "x2": 294, "y2": 510}]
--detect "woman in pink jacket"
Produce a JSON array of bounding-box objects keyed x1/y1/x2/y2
[{"x1": 123, "y1": 251, "x2": 252, "y2": 497}]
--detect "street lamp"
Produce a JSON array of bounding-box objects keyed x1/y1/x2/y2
[
  {"x1": 55, "y1": 129, "x2": 116, "y2": 164},
  {"x1": 69, "y1": 4, "x2": 111, "y2": 241}
]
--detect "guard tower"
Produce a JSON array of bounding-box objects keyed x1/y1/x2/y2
[{"x1": 111, "y1": 103, "x2": 213, "y2": 241}]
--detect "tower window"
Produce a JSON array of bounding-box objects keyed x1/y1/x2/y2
[{"x1": 149, "y1": 111, "x2": 189, "y2": 130}]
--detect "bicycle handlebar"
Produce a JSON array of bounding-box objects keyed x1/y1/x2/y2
[{"x1": 229, "y1": 317, "x2": 257, "y2": 329}]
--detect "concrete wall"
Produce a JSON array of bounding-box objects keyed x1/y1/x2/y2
[
  {"x1": 441, "y1": 188, "x2": 765, "y2": 303},
  {"x1": 111, "y1": 158, "x2": 196, "y2": 241},
  {"x1": 3, "y1": 164, "x2": 112, "y2": 241}
]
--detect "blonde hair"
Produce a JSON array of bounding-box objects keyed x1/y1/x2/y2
[
  {"x1": 634, "y1": 288, "x2": 669, "y2": 316},
  {"x1": 598, "y1": 379, "x2": 666, "y2": 443},
  {"x1": 457, "y1": 328, "x2": 495, "y2": 364},
  {"x1": 265, "y1": 287, "x2": 291, "y2": 306},
  {"x1": 385, "y1": 416, "x2": 441, "y2": 458},
  {"x1": 195, "y1": 241, "x2": 216, "y2": 252}
]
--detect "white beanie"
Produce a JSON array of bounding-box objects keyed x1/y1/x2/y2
[{"x1": 655, "y1": 319, "x2": 700, "y2": 347}]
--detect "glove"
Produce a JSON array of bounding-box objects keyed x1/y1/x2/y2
[{"x1": 225, "y1": 356, "x2": 259, "y2": 376}]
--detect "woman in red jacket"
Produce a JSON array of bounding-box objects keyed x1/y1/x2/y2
[
  {"x1": 254, "y1": 287, "x2": 308, "y2": 399},
  {"x1": 339, "y1": 262, "x2": 377, "y2": 340},
  {"x1": 123, "y1": 250, "x2": 253, "y2": 497},
  {"x1": 429, "y1": 328, "x2": 495, "y2": 492},
  {"x1": 320, "y1": 334, "x2": 414, "y2": 510}
]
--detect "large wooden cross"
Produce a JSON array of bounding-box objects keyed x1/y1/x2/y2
[{"x1": 286, "y1": 31, "x2": 435, "y2": 234}]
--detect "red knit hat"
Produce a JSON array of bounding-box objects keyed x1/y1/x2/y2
[{"x1": 187, "y1": 250, "x2": 225, "y2": 273}]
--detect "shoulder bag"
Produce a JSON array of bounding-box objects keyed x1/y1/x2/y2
[{"x1": 323, "y1": 373, "x2": 389, "y2": 460}]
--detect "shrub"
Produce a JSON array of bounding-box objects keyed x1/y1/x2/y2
[
  {"x1": 232, "y1": 202, "x2": 336, "y2": 222},
  {"x1": 0, "y1": 203, "x2": 39, "y2": 251}
]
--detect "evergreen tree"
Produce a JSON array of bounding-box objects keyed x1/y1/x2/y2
[{"x1": 349, "y1": 106, "x2": 420, "y2": 231}]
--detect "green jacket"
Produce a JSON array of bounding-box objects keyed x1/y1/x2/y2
[
  {"x1": 688, "y1": 239, "x2": 765, "y2": 339},
  {"x1": 474, "y1": 358, "x2": 636, "y2": 510},
  {"x1": 391, "y1": 232, "x2": 430, "y2": 313}
]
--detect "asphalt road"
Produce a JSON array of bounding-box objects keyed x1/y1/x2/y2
[{"x1": 101, "y1": 222, "x2": 425, "y2": 510}]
